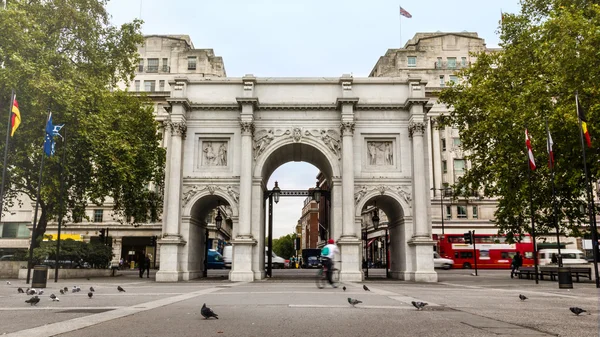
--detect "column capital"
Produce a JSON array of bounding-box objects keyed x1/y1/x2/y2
[
  {"x1": 240, "y1": 121, "x2": 255, "y2": 136},
  {"x1": 408, "y1": 121, "x2": 427, "y2": 138},
  {"x1": 340, "y1": 121, "x2": 355, "y2": 136},
  {"x1": 170, "y1": 121, "x2": 187, "y2": 138}
]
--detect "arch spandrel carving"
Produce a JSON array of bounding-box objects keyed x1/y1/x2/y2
[
  {"x1": 181, "y1": 184, "x2": 240, "y2": 218},
  {"x1": 354, "y1": 185, "x2": 412, "y2": 218}
]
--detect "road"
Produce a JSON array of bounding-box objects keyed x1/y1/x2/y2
[{"x1": 0, "y1": 269, "x2": 598, "y2": 337}]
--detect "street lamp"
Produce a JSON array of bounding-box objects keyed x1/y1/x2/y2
[
  {"x1": 215, "y1": 207, "x2": 223, "y2": 231},
  {"x1": 372, "y1": 204, "x2": 380, "y2": 229},
  {"x1": 312, "y1": 181, "x2": 321, "y2": 203},
  {"x1": 272, "y1": 181, "x2": 281, "y2": 204}
]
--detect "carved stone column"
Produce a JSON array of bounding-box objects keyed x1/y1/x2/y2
[
  {"x1": 409, "y1": 121, "x2": 429, "y2": 238},
  {"x1": 238, "y1": 121, "x2": 254, "y2": 237},
  {"x1": 161, "y1": 121, "x2": 172, "y2": 234},
  {"x1": 431, "y1": 118, "x2": 443, "y2": 194},
  {"x1": 164, "y1": 121, "x2": 186, "y2": 236}
]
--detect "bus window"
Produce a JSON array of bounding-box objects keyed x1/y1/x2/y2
[
  {"x1": 459, "y1": 252, "x2": 473, "y2": 259},
  {"x1": 454, "y1": 252, "x2": 459, "y2": 259},
  {"x1": 524, "y1": 252, "x2": 533, "y2": 259}
]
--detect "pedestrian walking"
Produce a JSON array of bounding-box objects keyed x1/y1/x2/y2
[{"x1": 510, "y1": 251, "x2": 523, "y2": 278}]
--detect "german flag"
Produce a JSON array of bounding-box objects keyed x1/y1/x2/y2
[
  {"x1": 10, "y1": 94, "x2": 21, "y2": 137},
  {"x1": 576, "y1": 94, "x2": 592, "y2": 148}
]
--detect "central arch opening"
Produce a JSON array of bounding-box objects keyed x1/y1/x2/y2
[{"x1": 256, "y1": 141, "x2": 340, "y2": 280}]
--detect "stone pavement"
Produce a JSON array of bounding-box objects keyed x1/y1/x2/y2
[{"x1": 0, "y1": 269, "x2": 598, "y2": 337}]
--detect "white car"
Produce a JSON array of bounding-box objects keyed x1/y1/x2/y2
[{"x1": 434, "y1": 252, "x2": 454, "y2": 270}]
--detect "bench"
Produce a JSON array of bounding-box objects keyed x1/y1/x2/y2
[{"x1": 516, "y1": 266, "x2": 592, "y2": 282}]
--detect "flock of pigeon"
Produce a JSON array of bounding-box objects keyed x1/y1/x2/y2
[
  {"x1": 518, "y1": 293, "x2": 589, "y2": 316},
  {"x1": 7, "y1": 280, "x2": 591, "y2": 320},
  {"x1": 9, "y1": 281, "x2": 126, "y2": 306}
]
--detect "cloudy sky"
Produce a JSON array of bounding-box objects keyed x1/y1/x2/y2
[{"x1": 106, "y1": 0, "x2": 521, "y2": 238}]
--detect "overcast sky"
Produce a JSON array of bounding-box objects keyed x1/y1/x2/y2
[{"x1": 106, "y1": 0, "x2": 521, "y2": 238}]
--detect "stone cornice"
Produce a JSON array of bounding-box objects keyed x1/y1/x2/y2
[
  {"x1": 166, "y1": 97, "x2": 192, "y2": 111},
  {"x1": 236, "y1": 97, "x2": 259, "y2": 109},
  {"x1": 404, "y1": 97, "x2": 432, "y2": 111},
  {"x1": 190, "y1": 104, "x2": 239, "y2": 111},
  {"x1": 258, "y1": 104, "x2": 337, "y2": 111},
  {"x1": 355, "y1": 103, "x2": 407, "y2": 110},
  {"x1": 336, "y1": 97, "x2": 359, "y2": 109}
]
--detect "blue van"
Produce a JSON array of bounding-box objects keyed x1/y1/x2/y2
[{"x1": 207, "y1": 249, "x2": 225, "y2": 269}]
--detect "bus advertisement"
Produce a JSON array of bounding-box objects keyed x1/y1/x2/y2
[{"x1": 436, "y1": 233, "x2": 534, "y2": 269}]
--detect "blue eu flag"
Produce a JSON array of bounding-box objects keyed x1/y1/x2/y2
[{"x1": 43, "y1": 112, "x2": 64, "y2": 156}]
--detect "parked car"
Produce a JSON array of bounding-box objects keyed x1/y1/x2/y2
[
  {"x1": 265, "y1": 248, "x2": 285, "y2": 269},
  {"x1": 433, "y1": 252, "x2": 454, "y2": 270},
  {"x1": 304, "y1": 256, "x2": 322, "y2": 269},
  {"x1": 222, "y1": 245, "x2": 232, "y2": 269},
  {"x1": 207, "y1": 249, "x2": 225, "y2": 269}
]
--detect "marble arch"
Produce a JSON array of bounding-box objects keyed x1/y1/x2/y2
[{"x1": 155, "y1": 74, "x2": 437, "y2": 283}]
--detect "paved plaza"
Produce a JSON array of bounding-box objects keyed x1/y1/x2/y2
[{"x1": 0, "y1": 269, "x2": 598, "y2": 337}]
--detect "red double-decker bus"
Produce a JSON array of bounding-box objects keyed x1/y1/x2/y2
[{"x1": 436, "y1": 233, "x2": 534, "y2": 269}]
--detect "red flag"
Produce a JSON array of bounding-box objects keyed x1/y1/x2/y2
[
  {"x1": 10, "y1": 94, "x2": 21, "y2": 137},
  {"x1": 399, "y1": 6, "x2": 412, "y2": 18},
  {"x1": 576, "y1": 94, "x2": 592, "y2": 148},
  {"x1": 525, "y1": 129, "x2": 536, "y2": 170}
]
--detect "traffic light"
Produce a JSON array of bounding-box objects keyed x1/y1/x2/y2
[
  {"x1": 464, "y1": 231, "x2": 472, "y2": 245},
  {"x1": 99, "y1": 228, "x2": 106, "y2": 243}
]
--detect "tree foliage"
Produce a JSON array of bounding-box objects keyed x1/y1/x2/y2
[
  {"x1": 273, "y1": 233, "x2": 297, "y2": 259},
  {"x1": 31, "y1": 239, "x2": 112, "y2": 268},
  {"x1": 438, "y1": 0, "x2": 600, "y2": 241},
  {"x1": 0, "y1": 0, "x2": 165, "y2": 247}
]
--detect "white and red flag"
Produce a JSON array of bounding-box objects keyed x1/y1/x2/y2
[
  {"x1": 546, "y1": 127, "x2": 554, "y2": 169},
  {"x1": 399, "y1": 6, "x2": 412, "y2": 18},
  {"x1": 525, "y1": 129, "x2": 536, "y2": 171}
]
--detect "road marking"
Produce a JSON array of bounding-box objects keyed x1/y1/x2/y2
[
  {"x1": 3, "y1": 282, "x2": 248, "y2": 337},
  {"x1": 438, "y1": 282, "x2": 588, "y2": 300},
  {"x1": 289, "y1": 304, "x2": 414, "y2": 310},
  {"x1": 0, "y1": 307, "x2": 122, "y2": 311}
]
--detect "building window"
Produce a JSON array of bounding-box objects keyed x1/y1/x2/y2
[
  {"x1": 144, "y1": 80, "x2": 155, "y2": 92},
  {"x1": 445, "y1": 205, "x2": 452, "y2": 219},
  {"x1": 453, "y1": 137, "x2": 461, "y2": 147},
  {"x1": 439, "y1": 75, "x2": 445, "y2": 87},
  {"x1": 407, "y1": 56, "x2": 416, "y2": 67},
  {"x1": 134, "y1": 80, "x2": 140, "y2": 91},
  {"x1": 449, "y1": 75, "x2": 458, "y2": 84},
  {"x1": 0, "y1": 223, "x2": 29, "y2": 238},
  {"x1": 447, "y1": 57, "x2": 457, "y2": 69},
  {"x1": 472, "y1": 206, "x2": 478, "y2": 219},
  {"x1": 137, "y1": 59, "x2": 144, "y2": 72},
  {"x1": 147, "y1": 58, "x2": 159, "y2": 72},
  {"x1": 94, "y1": 210, "x2": 103, "y2": 223},
  {"x1": 436, "y1": 57, "x2": 442, "y2": 68},
  {"x1": 162, "y1": 58, "x2": 169, "y2": 72},
  {"x1": 454, "y1": 159, "x2": 465, "y2": 175},
  {"x1": 441, "y1": 138, "x2": 446, "y2": 151},
  {"x1": 159, "y1": 80, "x2": 165, "y2": 91},
  {"x1": 442, "y1": 160, "x2": 447, "y2": 173},
  {"x1": 457, "y1": 205, "x2": 467, "y2": 218},
  {"x1": 461, "y1": 57, "x2": 467, "y2": 66},
  {"x1": 188, "y1": 56, "x2": 197, "y2": 70}
]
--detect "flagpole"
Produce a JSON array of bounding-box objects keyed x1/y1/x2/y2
[
  {"x1": 399, "y1": 6, "x2": 402, "y2": 48},
  {"x1": 26, "y1": 109, "x2": 51, "y2": 284},
  {"x1": 0, "y1": 89, "x2": 14, "y2": 223},
  {"x1": 575, "y1": 92, "x2": 600, "y2": 288},
  {"x1": 525, "y1": 127, "x2": 539, "y2": 284},
  {"x1": 54, "y1": 126, "x2": 66, "y2": 283},
  {"x1": 546, "y1": 118, "x2": 562, "y2": 267}
]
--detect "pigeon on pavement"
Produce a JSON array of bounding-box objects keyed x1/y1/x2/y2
[
  {"x1": 411, "y1": 301, "x2": 428, "y2": 310},
  {"x1": 60, "y1": 289, "x2": 65, "y2": 295},
  {"x1": 363, "y1": 285, "x2": 370, "y2": 291},
  {"x1": 201, "y1": 303, "x2": 219, "y2": 319},
  {"x1": 63, "y1": 287, "x2": 68, "y2": 293},
  {"x1": 117, "y1": 286, "x2": 125, "y2": 292},
  {"x1": 17, "y1": 287, "x2": 24, "y2": 294},
  {"x1": 6, "y1": 281, "x2": 10, "y2": 285},
  {"x1": 25, "y1": 296, "x2": 40, "y2": 306},
  {"x1": 38, "y1": 290, "x2": 44, "y2": 295},
  {"x1": 27, "y1": 289, "x2": 36, "y2": 295},
  {"x1": 88, "y1": 292, "x2": 93, "y2": 299},
  {"x1": 347, "y1": 297, "x2": 362, "y2": 307},
  {"x1": 342, "y1": 286, "x2": 346, "y2": 291},
  {"x1": 90, "y1": 287, "x2": 95, "y2": 292},
  {"x1": 519, "y1": 294, "x2": 528, "y2": 301},
  {"x1": 50, "y1": 294, "x2": 57, "y2": 300},
  {"x1": 570, "y1": 307, "x2": 588, "y2": 316}
]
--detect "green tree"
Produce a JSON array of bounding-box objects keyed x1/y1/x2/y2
[
  {"x1": 0, "y1": 0, "x2": 165, "y2": 248},
  {"x1": 438, "y1": 0, "x2": 600, "y2": 241},
  {"x1": 273, "y1": 233, "x2": 297, "y2": 259}
]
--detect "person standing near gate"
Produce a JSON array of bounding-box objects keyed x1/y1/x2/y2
[
  {"x1": 510, "y1": 252, "x2": 523, "y2": 279},
  {"x1": 145, "y1": 255, "x2": 151, "y2": 278},
  {"x1": 138, "y1": 257, "x2": 146, "y2": 278}
]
